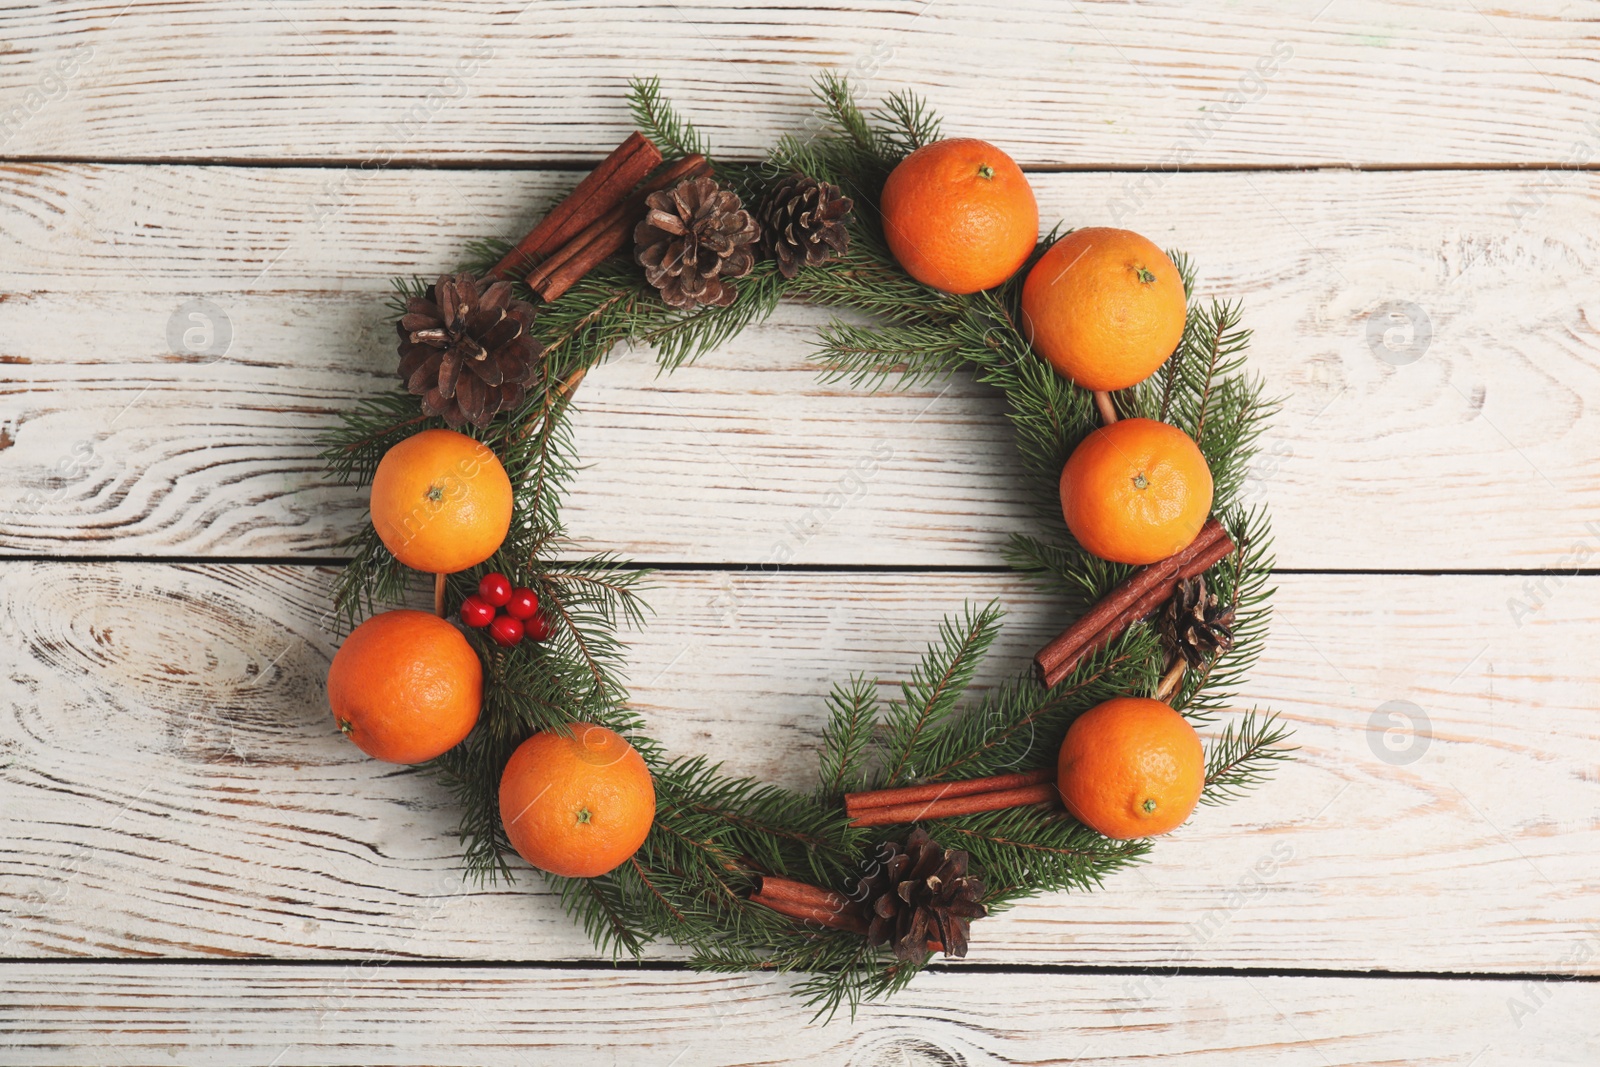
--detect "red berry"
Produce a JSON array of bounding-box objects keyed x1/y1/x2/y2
[
  {"x1": 459, "y1": 595, "x2": 495, "y2": 629},
  {"x1": 524, "y1": 612, "x2": 553, "y2": 642},
  {"x1": 489, "y1": 614, "x2": 524, "y2": 647},
  {"x1": 477, "y1": 572, "x2": 512, "y2": 607},
  {"x1": 505, "y1": 588, "x2": 539, "y2": 620}
]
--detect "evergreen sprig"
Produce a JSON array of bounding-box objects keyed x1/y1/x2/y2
[
  {"x1": 320, "y1": 74, "x2": 1292, "y2": 1019},
  {"x1": 627, "y1": 75, "x2": 711, "y2": 160}
]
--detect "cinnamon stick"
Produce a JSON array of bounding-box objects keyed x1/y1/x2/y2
[
  {"x1": 523, "y1": 197, "x2": 633, "y2": 294},
  {"x1": 752, "y1": 874, "x2": 844, "y2": 908},
  {"x1": 488, "y1": 132, "x2": 663, "y2": 281},
  {"x1": 845, "y1": 768, "x2": 1054, "y2": 818},
  {"x1": 1035, "y1": 518, "x2": 1235, "y2": 689},
  {"x1": 530, "y1": 154, "x2": 709, "y2": 288},
  {"x1": 750, "y1": 894, "x2": 869, "y2": 933},
  {"x1": 1176, "y1": 527, "x2": 1236, "y2": 579},
  {"x1": 531, "y1": 154, "x2": 712, "y2": 302},
  {"x1": 750, "y1": 876, "x2": 868, "y2": 934},
  {"x1": 1034, "y1": 519, "x2": 1223, "y2": 681},
  {"x1": 848, "y1": 783, "x2": 1060, "y2": 828}
]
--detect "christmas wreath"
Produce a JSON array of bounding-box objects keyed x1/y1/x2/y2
[{"x1": 320, "y1": 76, "x2": 1291, "y2": 1016}]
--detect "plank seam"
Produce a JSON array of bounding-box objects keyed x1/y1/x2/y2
[
  {"x1": 5, "y1": 156, "x2": 1600, "y2": 175},
  {"x1": 0, "y1": 958, "x2": 1592, "y2": 983},
  {"x1": 0, "y1": 556, "x2": 1597, "y2": 579}
]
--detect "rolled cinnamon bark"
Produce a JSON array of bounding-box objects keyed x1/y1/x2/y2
[
  {"x1": 1034, "y1": 519, "x2": 1234, "y2": 688},
  {"x1": 847, "y1": 783, "x2": 1060, "y2": 828},
  {"x1": 750, "y1": 876, "x2": 868, "y2": 934},
  {"x1": 488, "y1": 132, "x2": 662, "y2": 281},
  {"x1": 844, "y1": 768, "x2": 1054, "y2": 818},
  {"x1": 530, "y1": 154, "x2": 712, "y2": 302}
]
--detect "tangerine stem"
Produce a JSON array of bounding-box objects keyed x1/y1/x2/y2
[
  {"x1": 1093, "y1": 390, "x2": 1119, "y2": 426},
  {"x1": 434, "y1": 573, "x2": 446, "y2": 618}
]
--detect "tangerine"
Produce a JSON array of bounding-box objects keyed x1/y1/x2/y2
[
  {"x1": 1059, "y1": 417, "x2": 1212, "y2": 565},
  {"x1": 499, "y1": 724, "x2": 656, "y2": 879},
  {"x1": 1021, "y1": 227, "x2": 1187, "y2": 390},
  {"x1": 1057, "y1": 696, "x2": 1204, "y2": 840},
  {"x1": 327, "y1": 609, "x2": 482, "y2": 764},
  {"x1": 879, "y1": 138, "x2": 1038, "y2": 294},
  {"x1": 370, "y1": 428, "x2": 512, "y2": 573}
]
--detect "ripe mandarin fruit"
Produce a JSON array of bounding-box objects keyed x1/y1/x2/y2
[
  {"x1": 1060, "y1": 417, "x2": 1212, "y2": 565},
  {"x1": 879, "y1": 138, "x2": 1038, "y2": 294},
  {"x1": 499, "y1": 724, "x2": 655, "y2": 878},
  {"x1": 370, "y1": 429, "x2": 512, "y2": 573},
  {"x1": 327, "y1": 609, "x2": 482, "y2": 764},
  {"x1": 1021, "y1": 227, "x2": 1187, "y2": 390},
  {"x1": 1057, "y1": 696, "x2": 1205, "y2": 840}
]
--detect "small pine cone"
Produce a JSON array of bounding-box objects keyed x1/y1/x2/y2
[
  {"x1": 855, "y1": 828, "x2": 987, "y2": 960},
  {"x1": 1159, "y1": 575, "x2": 1237, "y2": 668},
  {"x1": 396, "y1": 273, "x2": 542, "y2": 430},
  {"x1": 758, "y1": 174, "x2": 852, "y2": 279},
  {"x1": 634, "y1": 175, "x2": 759, "y2": 310}
]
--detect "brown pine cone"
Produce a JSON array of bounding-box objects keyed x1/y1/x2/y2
[
  {"x1": 396, "y1": 273, "x2": 542, "y2": 429},
  {"x1": 856, "y1": 828, "x2": 986, "y2": 960},
  {"x1": 634, "y1": 175, "x2": 759, "y2": 310},
  {"x1": 758, "y1": 174, "x2": 852, "y2": 279},
  {"x1": 1159, "y1": 575, "x2": 1236, "y2": 668}
]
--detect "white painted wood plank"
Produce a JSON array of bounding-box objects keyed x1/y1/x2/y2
[
  {"x1": 3, "y1": 564, "x2": 1596, "y2": 971},
  {"x1": 3, "y1": 963, "x2": 1596, "y2": 1067},
  {"x1": 3, "y1": 166, "x2": 1598, "y2": 568},
  {"x1": 2, "y1": 2, "x2": 1596, "y2": 167}
]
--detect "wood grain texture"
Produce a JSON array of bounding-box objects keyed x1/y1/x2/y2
[
  {"x1": 4, "y1": 963, "x2": 1598, "y2": 1067},
  {"x1": 2, "y1": 2, "x2": 1598, "y2": 167},
  {"x1": 3, "y1": 166, "x2": 1600, "y2": 567},
  {"x1": 3, "y1": 563, "x2": 1597, "y2": 970}
]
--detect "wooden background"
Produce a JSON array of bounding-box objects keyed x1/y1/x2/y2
[{"x1": 3, "y1": 1, "x2": 1598, "y2": 1063}]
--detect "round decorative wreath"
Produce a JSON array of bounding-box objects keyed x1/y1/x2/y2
[{"x1": 320, "y1": 76, "x2": 1291, "y2": 1016}]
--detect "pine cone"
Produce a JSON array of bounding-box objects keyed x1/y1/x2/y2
[
  {"x1": 855, "y1": 828, "x2": 986, "y2": 960},
  {"x1": 634, "y1": 176, "x2": 759, "y2": 310},
  {"x1": 758, "y1": 174, "x2": 852, "y2": 279},
  {"x1": 1159, "y1": 575, "x2": 1236, "y2": 668},
  {"x1": 397, "y1": 273, "x2": 542, "y2": 430}
]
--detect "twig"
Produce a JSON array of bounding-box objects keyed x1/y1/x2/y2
[
  {"x1": 1092, "y1": 390, "x2": 1119, "y2": 426},
  {"x1": 1154, "y1": 658, "x2": 1186, "y2": 703}
]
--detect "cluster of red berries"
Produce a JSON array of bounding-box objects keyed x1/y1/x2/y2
[{"x1": 460, "y1": 572, "x2": 552, "y2": 648}]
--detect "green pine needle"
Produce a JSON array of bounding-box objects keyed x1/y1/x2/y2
[
  {"x1": 1202, "y1": 710, "x2": 1297, "y2": 805},
  {"x1": 627, "y1": 76, "x2": 712, "y2": 160}
]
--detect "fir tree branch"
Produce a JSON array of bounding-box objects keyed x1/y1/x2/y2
[
  {"x1": 630, "y1": 857, "x2": 688, "y2": 924},
  {"x1": 627, "y1": 76, "x2": 711, "y2": 159},
  {"x1": 877, "y1": 602, "x2": 1004, "y2": 786},
  {"x1": 915, "y1": 631, "x2": 1160, "y2": 783},
  {"x1": 1201, "y1": 710, "x2": 1296, "y2": 805},
  {"x1": 817, "y1": 674, "x2": 880, "y2": 801},
  {"x1": 877, "y1": 90, "x2": 942, "y2": 154}
]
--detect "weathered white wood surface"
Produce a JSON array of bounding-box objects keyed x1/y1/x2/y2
[
  {"x1": 5, "y1": 963, "x2": 1598, "y2": 1067},
  {"x1": 4, "y1": 166, "x2": 1599, "y2": 567},
  {"x1": 3, "y1": 564, "x2": 1596, "y2": 972},
  {"x1": 4, "y1": 1, "x2": 1597, "y2": 1059},
  {"x1": 2, "y1": 1, "x2": 1597, "y2": 167}
]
